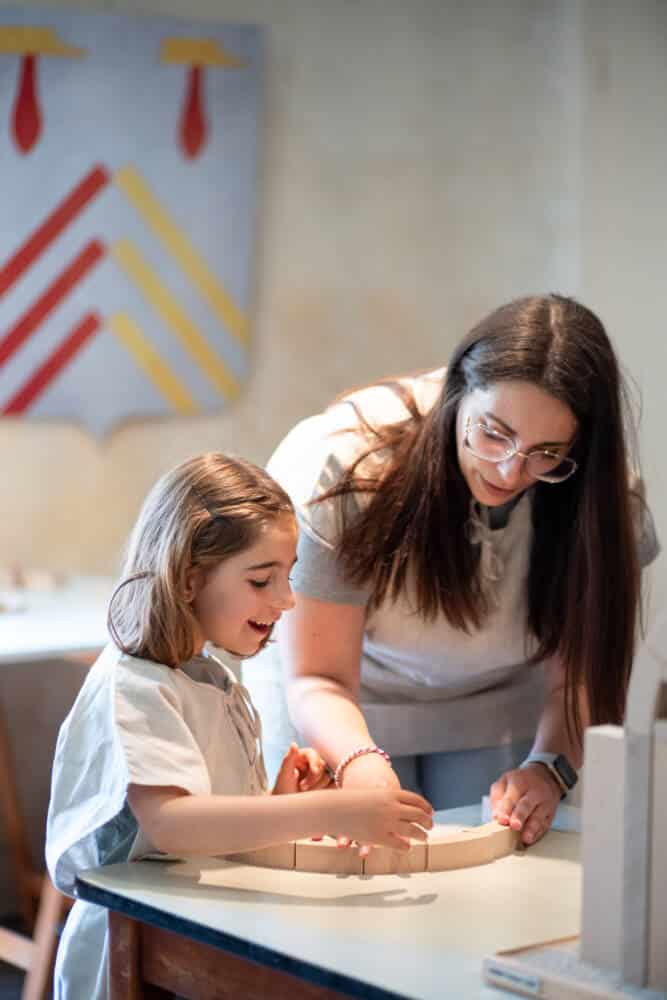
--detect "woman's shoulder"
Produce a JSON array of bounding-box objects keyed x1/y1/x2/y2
[
  {"x1": 334, "y1": 367, "x2": 445, "y2": 427},
  {"x1": 267, "y1": 368, "x2": 445, "y2": 504}
]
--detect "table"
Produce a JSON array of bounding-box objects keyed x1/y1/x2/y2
[
  {"x1": 0, "y1": 575, "x2": 112, "y2": 664},
  {"x1": 76, "y1": 805, "x2": 582, "y2": 1000}
]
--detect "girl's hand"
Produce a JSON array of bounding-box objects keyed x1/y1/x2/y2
[
  {"x1": 333, "y1": 750, "x2": 401, "y2": 854},
  {"x1": 330, "y1": 787, "x2": 433, "y2": 851},
  {"x1": 490, "y1": 764, "x2": 561, "y2": 845},
  {"x1": 337, "y1": 750, "x2": 401, "y2": 790},
  {"x1": 272, "y1": 743, "x2": 332, "y2": 795}
]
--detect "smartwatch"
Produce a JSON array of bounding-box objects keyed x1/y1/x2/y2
[{"x1": 520, "y1": 752, "x2": 578, "y2": 798}]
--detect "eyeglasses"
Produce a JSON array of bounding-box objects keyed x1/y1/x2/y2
[{"x1": 463, "y1": 419, "x2": 578, "y2": 484}]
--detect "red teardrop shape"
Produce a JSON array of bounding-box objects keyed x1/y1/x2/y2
[
  {"x1": 12, "y1": 54, "x2": 42, "y2": 154},
  {"x1": 179, "y1": 65, "x2": 208, "y2": 159}
]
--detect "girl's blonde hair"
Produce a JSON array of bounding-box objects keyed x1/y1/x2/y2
[{"x1": 108, "y1": 453, "x2": 294, "y2": 668}]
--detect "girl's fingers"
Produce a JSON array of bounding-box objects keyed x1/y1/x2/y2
[
  {"x1": 399, "y1": 805, "x2": 434, "y2": 829},
  {"x1": 399, "y1": 822, "x2": 429, "y2": 842},
  {"x1": 398, "y1": 789, "x2": 434, "y2": 813}
]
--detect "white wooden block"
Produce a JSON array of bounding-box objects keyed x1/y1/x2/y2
[
  {"x1": 648, "y1": 720, "x2": 667, "y2": 991},
  {"x1": 426, "y1": 822, "x2": 516, "y2": 872},
  {"x1": 622, "y1": 728, "x2": 652, "y2": 985},
  {"x1": 294, "y1": 838, "x2": 364, "y2": 874},
  {"x1": 580, "y1": 725, "x2": 624, "y2": 972},
  {"x1": 227, "y1": 842, "x2": 295, "y2": 870},
  {"x1": 363, "y1": 841, "x2": 427, "y2": 876}
]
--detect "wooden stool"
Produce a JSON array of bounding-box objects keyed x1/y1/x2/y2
[{"x1": 0, "y1": 691, "x2": 73, "y2": 999}]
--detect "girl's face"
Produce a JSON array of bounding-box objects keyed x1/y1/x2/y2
[
  {"x1": 189, "y1": 512, "x2": 298, "y2": 658},
  {"x1": 455, "y1": 380, "x2": 577, "y2": 507}
]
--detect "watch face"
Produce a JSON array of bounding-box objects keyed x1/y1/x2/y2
[{"x1": 553, "y1": 755, "x2": 578, "y2": 788}]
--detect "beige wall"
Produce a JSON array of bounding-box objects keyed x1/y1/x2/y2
[
  {"x1": 1, "y1": 0, "x2": 666, "y2": 909},
  {"x1": 2, "y1": 0, "x2": 588, "y2": 577}
]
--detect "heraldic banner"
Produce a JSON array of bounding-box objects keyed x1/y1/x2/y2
[{"x1": 0, "y1": 7, "x2": 262, "y2": 435}]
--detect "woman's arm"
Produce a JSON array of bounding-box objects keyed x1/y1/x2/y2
[
  {"x1": 531, "y1": 658, "x2": 589, "y2": 768},
  {"x1": 490, "y1": 658, "x2": 589, "y2": 845},
  {"x1": 279, "y1": 592, "x2": 399, "y2": 788},
  {"x1": 126, "y1": 783, "x2": 432, "y2": 856}
]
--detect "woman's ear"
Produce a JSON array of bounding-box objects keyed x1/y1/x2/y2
[{"x1": 183, "y1": 567, "x2": 204, "y2": 603}]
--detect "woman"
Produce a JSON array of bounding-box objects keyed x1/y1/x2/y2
[{"x1": 247, "y1": 294, "x2": 659, "y2": 846}]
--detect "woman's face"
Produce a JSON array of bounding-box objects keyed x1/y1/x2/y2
[{"x1": 456, "y1": 380, "x2": 577, "y2": 506}]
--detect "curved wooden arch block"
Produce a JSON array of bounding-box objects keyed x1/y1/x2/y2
[{"x1": 228, "y1": 821, "x2": 518, "y2": 875}]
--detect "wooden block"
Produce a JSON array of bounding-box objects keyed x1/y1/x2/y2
[
  {"x1": 227, "y1": 842, "x2": 295, "y2": 870},
  {"x1": 295, "y1": 838, "x2": 363, "y2": 875},
  {"x1": 580, "y1": 726, "x2": 624, "y2": 973},
  {"x1": 426, "y1": 822, "x2": 517, "y2": 872},
  {"x1": 363, "y1": 841, "x2": 427, "y2": 876},
  {"x1": 648, "y1": 720, "x2": 667, "y2": 992}
]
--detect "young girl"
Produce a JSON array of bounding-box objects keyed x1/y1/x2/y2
[{"x1": 46, "y1": 453, "x2": 432, "y2": 1000}]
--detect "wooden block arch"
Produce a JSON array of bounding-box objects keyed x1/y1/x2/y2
[{"x1": 227, "y1": 821, "x2": 518, "y2": 876}]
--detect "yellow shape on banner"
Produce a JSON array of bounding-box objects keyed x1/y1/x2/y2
[
  {"x1": 0, "y1": 26, "x2": 84, "y2": 57},
  {"x1": 112, "y1": 239, "x2": 240, "y2": 402},
  {"x1": 114, "y1": 165, "x2": 249, "y2": 347},
  {"x1": 160, "y1": 37, "x2": 244, "y2": 67},
  {"x1": 107, "y1": 312, "x2": 199, "y2": 415}
]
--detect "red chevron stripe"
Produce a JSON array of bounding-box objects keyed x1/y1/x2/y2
[
  {"x1": 3, "y1": 312, "x2": 101, "y2": 415},
  {"x1": 0, "y1": 240, "x2": 105, "y2": 370},
  {"x1": 0, "y1": 165, "x2": 110, "y2": 297}
]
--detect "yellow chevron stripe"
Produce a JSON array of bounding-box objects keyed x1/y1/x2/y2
[
  {"x1": 107, "y1": 312, "x2": 199, "y2": 415},
  {"x1": 114, "y1": 165, "x2": 249, "y2": 347},
  {"x1": 112, "y1": 239, "x2": 240, "y2": 401}
]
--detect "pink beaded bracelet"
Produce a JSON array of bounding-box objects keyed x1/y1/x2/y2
[{"x1": 333, "y1": 745, "x2": 392, "y2": 788}]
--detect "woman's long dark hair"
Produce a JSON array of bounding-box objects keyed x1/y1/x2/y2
[{"x1": 314, "y1": 295, "x2": 643, "y2": 742}]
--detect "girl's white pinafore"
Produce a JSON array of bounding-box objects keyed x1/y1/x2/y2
[{"x1": 46, "y1": 644, "x2": 267, "y2": 1000}]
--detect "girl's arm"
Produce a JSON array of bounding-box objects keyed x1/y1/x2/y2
[
  {"x1": 490, "y1": 658, "x2": 589, "y2": 845},
  {"x1": 126, "y1": 783, "x2": 432, "y2": 857},
  {"x1": 279, "y1": 592, "x2": 399, "y2": 789}
]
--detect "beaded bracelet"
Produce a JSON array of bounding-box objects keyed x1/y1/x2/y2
[{"x1": 333, "y1": 745, "x2": 392, "y2": 788}]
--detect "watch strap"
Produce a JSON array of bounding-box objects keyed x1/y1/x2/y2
[{"x1": 519, "y1": 752, "x2": 578, "y2": 798}]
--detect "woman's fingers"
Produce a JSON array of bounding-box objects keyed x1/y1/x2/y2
[
  {"x1": 521, "y1": 805, "x2": 556, "y2": 845},
  {"x1": 490, "y1": 765, "x2": 560, "y2": 844}
]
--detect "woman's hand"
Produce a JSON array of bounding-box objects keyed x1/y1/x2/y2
[
  {"x1": 272, "y1": 743, "x2": 332, "y2": 795},
  {"x1": 490, "y1": 763, "x2": 561, "y2": 845}
]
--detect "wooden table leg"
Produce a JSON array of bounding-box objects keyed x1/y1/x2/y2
[
  {"x1": 109, "y1": 910, "x2": 353, "y2": 1000},
  {"x1": 108, "y1": 911, "x2": 166, "y2": 999}
]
